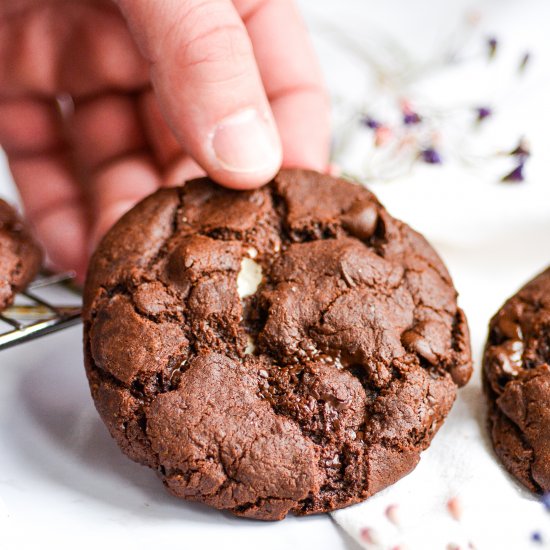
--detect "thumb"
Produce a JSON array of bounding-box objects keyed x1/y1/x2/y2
[{"x1": 115, "y1": 0, "x2": 282, "y2": 189}]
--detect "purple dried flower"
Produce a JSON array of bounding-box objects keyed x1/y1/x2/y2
[
  {"x1": 420, "y1": 147, "x2": 442, "y2": 165},
  {"x1": 475, "y1": 106, "x2": 492, "y2": 122},
  {"x1": 487, "y1": 37, "x2": 498, "y2": 59},
  {"x1": 361, "y1": 115, "x2": 381, "y2": 130},
  {"x1": 501, "y1": 162, "x2": 525, "y2": 183},
  {"x1": 400, "y1": 99, "x2": 422, "y2": 125},
  {"x1": 519, "y1": 52, "x2": 531, "y2": 73},
  {"x1": 510, "y1": 138, "x2": 531, "y2": 158},
  {"x1": 403, "y1": 112, "x2": 422, "y2": 125},
  {"x1": 541, "y1": 493, "x2": 550, "y2": 511},
  {"x1": 531, "y1": 531, "x2": 543, "y2": 544}
]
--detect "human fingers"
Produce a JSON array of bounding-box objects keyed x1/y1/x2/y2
[
  {"x1": 115, "y1": 0, "x2": 282, "y2": 189},
  {"x1": 235, "y1": 0, "x2": 330, "y2": 172},
  {"x1": 0, "y1": 98, "x2": 89, "y2": 276}
]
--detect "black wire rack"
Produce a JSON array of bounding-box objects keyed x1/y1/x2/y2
[{"x1": 0, "y1": 271, "x2": 82, "y2": 351}]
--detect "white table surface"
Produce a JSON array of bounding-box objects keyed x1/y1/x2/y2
[
  {"x1": 0, "y1": 323, "x2": 356, "y2": 550},
  {"x1": 2, "y1": 0, "x2": 550, "y2": 549}
]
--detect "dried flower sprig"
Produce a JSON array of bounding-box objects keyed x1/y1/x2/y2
[
  {"x1": 361, "y1": 115, "x2": 381, "y2": 129},
  {"x1": 401, "y1": 99, "x2": 422, "y2": 125},
  {"x1": 403, "y1": 111, "x2": 422, "y2": 125},
  {"x1": 420, "y1": 147, "x2": 442, "y2": 165},
  {"x1": 501, "y1": 137, "x2": 531, "y2": 182},
  {"x1": 501, "y1": 163, "x2": 525, "y2": 183},
  {"x1": 487, "y1": 36, "x2": 498, "y2": 59},
  {"x1": 328, "y1": 23, "x2": 534, "y2": 185},
  {"x1": 509, "y1": 137, "x2": 531, "y2": 158},
  {"x1": 475, "y1": 106, "x2": 492, "y2": 123},
  {"x1": 519, "y1": 52, "x2": 531, "y2": 73}
]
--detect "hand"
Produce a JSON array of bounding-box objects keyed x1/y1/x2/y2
[{"x1": 0, "y1": 0, "x2": 330, "y2": 279}]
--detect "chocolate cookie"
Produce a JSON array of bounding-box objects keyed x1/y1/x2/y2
[
  {"x1": 83, "y1": 169, "x2": 472, "y2": 520},
  {"x1": 483, "y1": 268, "x2": 550, "y2": 493},
  {"x1": 0, "y1": 199, "x2": 42, "y2": 311}
]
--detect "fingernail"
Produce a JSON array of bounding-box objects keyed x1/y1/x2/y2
[{"x1": 210, "y1": 108, "x2": 282, "y2": 175}]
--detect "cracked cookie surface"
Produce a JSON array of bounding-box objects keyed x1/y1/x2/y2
[
  {"x1": 483, "y1": 267, "x2": 550, "y2": 493},
  {"x1": 83, "y1": 169, "x2": 472, "y2": 520},
  {"x1": 0, "y1": 199, "x2": 42, "y2": 311}
]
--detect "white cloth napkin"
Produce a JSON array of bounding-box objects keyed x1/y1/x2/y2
[{"x1": 296, "y1": 0, "x2": 550, "y2": 547}]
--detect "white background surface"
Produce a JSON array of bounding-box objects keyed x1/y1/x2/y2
[{"x1": 1, "y1": 0, "x2": 550, "y2": 549}]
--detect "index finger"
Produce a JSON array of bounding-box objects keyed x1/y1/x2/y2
[{"x1": 235, "y1": 0, "x2": 330, "y2": 172}]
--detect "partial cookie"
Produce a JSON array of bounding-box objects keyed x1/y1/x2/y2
[
  {"x1": 483, "y1": 268, "x2": 550, "y2": 493},
  {"x1": 0, "y1": 200, "x2": 42, "y2": 311},
  {"x1": 83, "y1": 169, "x2": 472, "y2": 520}
]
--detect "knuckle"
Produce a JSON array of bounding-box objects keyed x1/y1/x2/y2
[{"x1": 162, "y1": 1, "x2": 252, "y2": 74}]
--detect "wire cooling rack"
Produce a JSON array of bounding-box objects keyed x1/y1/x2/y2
[{"x1": 0, "y1": 271, "x2": 82, "y2": 351}]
